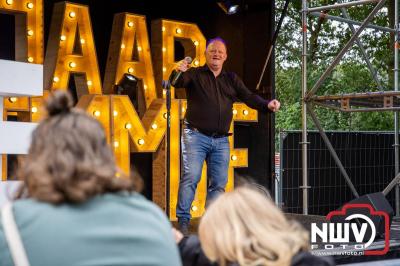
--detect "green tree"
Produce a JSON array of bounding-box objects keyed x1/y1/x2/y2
[{"x1": 275, "y1": 0, "x2": 395, "y2": 133}]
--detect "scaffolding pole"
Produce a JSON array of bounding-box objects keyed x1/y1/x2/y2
[
  {"x1": 307, "y1": 0, "x2": 387, "y2": 98},
  {"x1": 311, "y1": 91, "x2": 400, "y2": 99},
  {"x1": 301, "y1": 0, "x2": 309, "y2": 215},
  {"x1": 308, "y1": 106, "x2": 360, "y2": 197},
  {"x1": 383, "y1": 172, "x2": 400, "y2": 195},
  {"x1": 339, "y1": 2, "x2": 383, "y2": 90},
  {"x1": 309, "y1": 12, "x2": 396, "y2": 33},
  {"x1": 307, "y1": 0, "x2": 379, "y2": 13},
  {"x1": 394, "y1": 0, "x2": 400, "y2": 216},
  {"x1": 313, "y1": 102, "x2": 400, "y2": 112},
  {"x1": 300, "y1": 0, "x2": 399, "y2": 215}
]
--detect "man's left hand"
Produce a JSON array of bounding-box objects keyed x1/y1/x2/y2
[{"x1": 268, "y1": 99, "x2": 281, "y2": 112}]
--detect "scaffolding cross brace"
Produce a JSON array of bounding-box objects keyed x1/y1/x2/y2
[{"x1": 300, "y1": 0, "x2": 400, "y2": 215}]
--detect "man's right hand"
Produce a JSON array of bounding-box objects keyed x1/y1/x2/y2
[{"x1": 176, "y1": 59, "x2": 190, "y2": 72}]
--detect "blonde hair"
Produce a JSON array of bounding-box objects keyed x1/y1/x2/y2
[{"x1": 198, "y1": 186, "x2": 309, "y2": 266}]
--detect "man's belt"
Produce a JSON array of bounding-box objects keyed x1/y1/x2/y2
[{"x1": 184, "y1": 123, "x2": 232, "y2": 138}]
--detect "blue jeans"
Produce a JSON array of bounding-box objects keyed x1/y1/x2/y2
[{"x1": 176, "y1": 127, "x2": 230, "y2": 221}]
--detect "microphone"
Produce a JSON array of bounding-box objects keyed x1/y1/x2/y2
[{"x1": 170, "y1": 56, "x2": 192, "y2": 87}]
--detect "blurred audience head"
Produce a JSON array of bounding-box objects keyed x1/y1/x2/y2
[
  {"x1": 16, "y1": 91, "x2": 138, "y2": 204},
  {"x1": 198, "y1": 186, "x2": 309, "y2": 266}
]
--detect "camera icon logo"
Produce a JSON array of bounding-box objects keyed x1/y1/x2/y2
[{"x1": 310, "y1": 204, "x2": 390, "y2": 256}]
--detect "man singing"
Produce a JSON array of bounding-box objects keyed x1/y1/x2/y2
[{"x1": 172, "y1": 37, "x2": 280, "y2": 235}]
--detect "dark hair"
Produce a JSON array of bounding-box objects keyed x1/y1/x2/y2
[
  {"x1": 206, "y1": 37, "x2": 227, "y2": 49},
  {"x1": 15, "y1": 91, "x2": 139, "y2": 204}
]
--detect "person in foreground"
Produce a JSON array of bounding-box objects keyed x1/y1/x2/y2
[
  {"x1": 0, "y1": 91, "x2": 182, "y2": 266},
  {"x1": 177, "y1": 186, "x2": 335, "y2": 266},
  {"x1": 173, "y1": 37, "x2": 281, "y2": 234}
]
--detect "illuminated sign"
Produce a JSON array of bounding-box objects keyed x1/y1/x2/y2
[{"x1": 0, "y1": 1, "x2": 259, "y2": 219}]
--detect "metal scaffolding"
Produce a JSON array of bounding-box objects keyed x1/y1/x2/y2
[{"x1": 301, "y1": 0, "x2": 400, "y2": 215}]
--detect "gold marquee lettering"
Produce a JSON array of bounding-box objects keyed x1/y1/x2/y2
[
  {"x1": 1, "y1": 0, "x2": 43, "y2": 180},
  {"x1": 151, "y1": 19, "x2": 206, "y2": 98},
  {"x1": 103, "y1": 13, "x2": 157, "y2": 107},
  {"x1": 44, "y1": 2, "x2": 102, "y2": 95},
  {"x1": 0, "y1": 0, "x2": 43, "y2": 64},
  {"x1": 0, "y1": 2, "x2": 259, "y2": 218}
]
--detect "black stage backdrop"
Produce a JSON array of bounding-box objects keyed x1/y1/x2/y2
[{"x1": 0, "y1": 0, "x2": 275, "y2": 199}]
